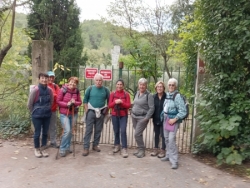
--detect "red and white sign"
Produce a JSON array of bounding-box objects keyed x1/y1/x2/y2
[
  {"x1": 99, "y1": 69, "x2": 112, "y2": 81},
  {"x1": 85, "y1": 68, "x2": 98, "y2": 79}
]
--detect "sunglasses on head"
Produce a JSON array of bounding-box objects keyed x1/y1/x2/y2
[{"x1": 168, "y1": 84, "x2": 175, "y2": 87}]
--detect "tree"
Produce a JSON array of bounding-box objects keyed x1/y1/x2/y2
[
  {"x1": 0, "y1": 10, "x2": 31, "y2": 119},
  {"x1": 27, "y1": 0, "x2": 85, "y2": 80},
  {"x1": 195, "y1": 0, "x2": 250, "y2": 165},
  {"x1": 0, "y1": 0, "x2": 30, "y2": 67},
  {"x1": 105, "y1": 0, "x2": 175, "y2": 81}
]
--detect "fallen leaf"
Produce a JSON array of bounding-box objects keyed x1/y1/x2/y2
[
  {"x1": 24, "y1": 157, "x2": 28, "y2": 159},
  {"x1": 11, "y1": 157, "x2": 17, "y2": 160},
  {"x1": 29, "y1": 167, "x2": 37, "y2": 170}
]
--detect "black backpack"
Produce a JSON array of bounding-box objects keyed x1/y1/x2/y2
[{"x1": 169, "y1": 92, "x2": 189, "y2": 120}]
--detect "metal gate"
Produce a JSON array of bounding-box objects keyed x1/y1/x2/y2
[{"x1": 55, "y1": 65, "x2": 194, "y2": 153}]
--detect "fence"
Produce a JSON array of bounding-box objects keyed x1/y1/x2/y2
[{"x1": 55, "y1": 65, "x2": 194, "y2": 153}]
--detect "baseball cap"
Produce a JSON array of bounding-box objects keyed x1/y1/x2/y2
[{"x1": 47, "y1": 71, "x2": 55, "y2": 76}]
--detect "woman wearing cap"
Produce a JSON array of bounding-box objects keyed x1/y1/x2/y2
[
  {"x1": 27, "y1": 72, "x2": 53, "y2": 158},
  {"x1": 131, "y1": 78, "x2": 154, "y2": 158},
  {"x1": 47, "y1": 71, "x2": 60, "y2": 148},
  {"x1": 151, "y1": 81, "x2": 166, "y2": 158},
  {"x1": 57, "y1": 77, "x2": 82, "y2": 157},
  {"x1": 108, "y1": 79, "x2": 131, "y2": 158}
]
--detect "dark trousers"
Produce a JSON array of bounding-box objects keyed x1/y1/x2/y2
[
  {"x1": 112, "y1": 115, "x2": 128, "y2": 149},
  {"x1": 32, "y1": 117, "x2": 50, "y2": 148},
  {"x1": 153, "y1": 123, "x2": 166, "y2": 150}
]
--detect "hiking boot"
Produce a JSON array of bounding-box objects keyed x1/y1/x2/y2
[
  {"x1": 122, "y1": 148, "x2": 129, "y2": 158},
  {"x1": 157, "y1": 149, "x2": 166, "y2": 158},
  {"x1": 82, "y1": 149, "x2": 89, "y2": 156},
  {"x1": 133, "y1": 149, "x2": 139, "y2": 156},
  {"x1": 150, "y1": 148, "x2": 159, "y2": 157},
  {"x1": 40, "y1": 147, "x2": 49, "y2": 157},
  {"x1": 66, "y1": 149, "x2": 73, "y2": 154},
  {"x1": 136, "y1": 149, "x2": 145, "y2": 158},
  {"x1": 34, "y1": 148, "x2": 42, "y2": 158},
  {"x1": 161, "y1": 156, "x2": 169, "y2": 161},
  {"x1": 113, "y1": 145, "x2": 120, "y2": 153},
  {"x1": 93, "y1": 145, "x2": 101, "y2": 152},
  {"x1": 171, "y1": 164, "x2": 178, "y2": 169},
  {"x1": 60, "y1": 150, "x2": 66, "y2": 157},
  {"x1": 50, "y1": 143, "x2": 59, "y2": 148}
]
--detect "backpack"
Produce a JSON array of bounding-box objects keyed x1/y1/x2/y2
[
  {"x1": 166, "y1": 92, "x2": 189, "y2": 120},
  {"x1": 61, "y1": 85, "x2": 79, "y2": 98}
]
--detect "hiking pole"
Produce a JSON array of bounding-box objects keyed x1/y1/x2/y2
[
  {"x1": 72, "y1": 104, "x2": 75, "y2": 157},
  {"x1": 55, "y1": 108, "x2": 69, "y2": 160}
]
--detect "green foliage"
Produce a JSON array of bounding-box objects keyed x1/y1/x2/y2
[
  {"x1": 0, "y1": 114, "x2": 30, "y2": 139},
  {"x1": 27, "y1": 0, "x2": 85, "y2": 81},
  {"x1": 195, "y1": 0, "x2": 250, "y2": 165},
  {"x1": 0, "y1": 12, "x2": 31, "y2": 139}
]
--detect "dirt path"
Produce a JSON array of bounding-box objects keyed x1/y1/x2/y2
[{"x1": 0, "y1": 139, "x2": 249, "y2": 188}]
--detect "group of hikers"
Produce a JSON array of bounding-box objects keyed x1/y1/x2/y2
[{"x1": 27, "y1": 71, "x2": 187, "y2": 170}]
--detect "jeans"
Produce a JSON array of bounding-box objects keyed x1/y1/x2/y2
[
  {"x1": 112, "y1": 115, "x2": 128, "y2": 149},
  {"x1": 132, "y1": 116, "x2": 149, "y2": 150},
  {"x1": 153, "y1": 122, "x2": 166, "y2": 150},
  {"x1": 83, "y1": 110, "x2": 104, "y2": 149},
  {"x1": 59, "y1": 113, "x2": 78, "y2": 151},
  {"x1": 32, "y1": 117, "x2": 50, "y2": 148},
  {"x1": 48, "y1": 111, "x2": 57, "y2": 144}
]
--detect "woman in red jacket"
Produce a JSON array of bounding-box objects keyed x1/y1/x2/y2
[
  {"x1": 108, "y1": 79, "x2": 131, "y2": 158},
  {"x1": 57, "y1": 77, "x2": 82, "y2": 157}
]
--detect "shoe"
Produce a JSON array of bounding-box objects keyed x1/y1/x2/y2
[
  {"x1": 40, "y1": 147, "x2": 49, "y2": 157},
  {"x1": 171, "y1": 164, "x2": 178, "y2": 169},
  {"x1": 82, "y1": 149, "x2": 89, "y2": 156},
  {"x1": 113, "y1": 145, "x2": 120, "y2": 153},
  {"x1": 133, "y1": 149, "x2": 139, "y2": 156},
  {"x1": 60, "y1": 150, "x2": 66, "y2": 157},
  {"x1": 136, "y1": 149, "x2": 145, "y2": 158},
  {"x1": 150, "y1": 148, "x2": 159, "y2": 157},
  {"x1": 161, "y1": 156, "x2": 169, "y2": 161},
  {"x1": 34, "y1": 148, "x2": 42, "y2": 158},
  {"x1": 157, "y1": 150, "x2": 166, "y2": 158},
  {"x1": 122, "y1": 148, "x2": 128, "y2": 158},
  {"x1": 66, "y1": 149, "x2": 73, "y2": 154},
  {"x1": 93, "y1": 145, "x2": 101, "y2": 152},
  {"x1": 50, "y1": 143, "x2": 59, "y2": 148}
]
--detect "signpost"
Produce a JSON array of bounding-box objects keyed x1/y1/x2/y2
[
  {"x1": 99, "y1": 69, "x2": 112, "y2": 81},
  {"x1": 85, "y1": 68, "x2": 98, "y2": 79}
]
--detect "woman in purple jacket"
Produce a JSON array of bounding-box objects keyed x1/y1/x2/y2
[{"x1": 57, "y1": 77, "x2": 82, "y2": 157}]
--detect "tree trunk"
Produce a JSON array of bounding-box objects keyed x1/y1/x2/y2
[{"x1": 0, "y1": 0, "x2": 16, "y2": 68}]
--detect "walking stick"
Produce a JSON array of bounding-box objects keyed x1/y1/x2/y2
[
  {"x1": 55, "y1": 108, "x2": 69, "y2": 160},
  {"x1": 72, "y1": 105, "x2": 75, "y2": 157}
]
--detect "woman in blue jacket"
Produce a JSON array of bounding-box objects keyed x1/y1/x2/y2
[{"x1": 161, "y1": 78, "x2": 187, "y2": 169}]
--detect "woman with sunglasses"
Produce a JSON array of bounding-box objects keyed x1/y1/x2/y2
[{"x1": 161, "y1": 78, "x2": 187, "y2": 169}]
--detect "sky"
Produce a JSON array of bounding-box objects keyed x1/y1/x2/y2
[
  {"x1": 16, "y1": 0, "x2": 175, "y2": 21},
  {"x1": 75, "y1": 0, "x2": 175, "y2": 22}
]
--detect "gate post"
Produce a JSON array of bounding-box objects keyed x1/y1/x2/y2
[
  {"x1": 192, "y1": 55, "x2": 206, "y2": 145},
  {"x1": 31, "y1": 40, "x2": 53, "y2": 85}
]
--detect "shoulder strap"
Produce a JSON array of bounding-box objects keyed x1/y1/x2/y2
[
  {"x1": 173, "y1": 92, "x2": 179, "y2": 100},
  {"x1": 34, "y1": 86, "x2": 39, "y2": 103}
]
